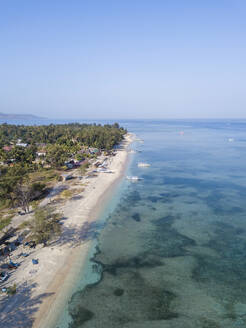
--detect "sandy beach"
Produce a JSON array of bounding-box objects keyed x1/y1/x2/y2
[{"x1": 0, "y1": 133, "x2": 134, "y2": 328}]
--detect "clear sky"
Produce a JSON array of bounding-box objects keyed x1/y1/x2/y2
[{"x1": 1, "y1": 0, "x2": 246, "y2": 119}]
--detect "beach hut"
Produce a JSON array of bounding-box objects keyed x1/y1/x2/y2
[{"x1": 61, "y1": 174, "x2": 74, "y2": 181}]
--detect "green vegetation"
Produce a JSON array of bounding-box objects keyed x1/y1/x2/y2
[
  {"x1": 46, "y1": 144, "x2": 73, "y2": 168},
  {"x1": 79, "y1": 162, "x2": 89, "y2": 175},
  {"x1": 6, "y1": 284, "x2": 17, "y2": 296},
  {"x1": 0, "y1": 122, "x2": 126, "y2": 148},
  {"x1": 0, "y1": 177, "x2": 46, "y2": 214},
  {"x1": 0, "y1": 214, "x2": 13, "y2": 231},
  {"x1": 59, "y1": 187, "x2": 84, "y2": 200},
  {"x1": 0, "y1": 122, "x2": 126, "y2": 208},
  {"x1": 17, "y1": 220, "x2": 31, "y2": 230},
  {"x1": 60, "y1": 189, "x2": 73, "y2": 199},
  {"x1": 14, "y1": 181, "x2": 45, "y2": 213},
  {"x1": 28, "y1": 169, "x2": 60, "y2": 185},
  {"x1": 29, "y1": 207, "x2": 62, "y2": 246}
]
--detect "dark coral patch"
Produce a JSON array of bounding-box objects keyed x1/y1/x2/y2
[{"x1": 114, "y1": 288, "x2": 124, "y2": 296}]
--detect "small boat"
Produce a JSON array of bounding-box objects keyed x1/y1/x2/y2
[
  {"x1": 138, "y1": 162, "x2": 150, "y2": 167},
  {"x1": 22, "y1": 253, "x2": 29, "y2": 257},
  {"x1": 8, "y1": 261, "x2": 20, "y2": 269},
  {"x1": 126, "y1": 176, "x2": 143, "y2": 181},
  {"x1": 32, "y1": 259, "x2": 39, "y2": 265},
  {"x1": 0, "y1": 272, "x2": 9, "y2": 282},
  {"x1": 135, "y1": 138, "x2": 144, "y2": 143},
  {"x1": 95, "y1": 168, "x2": 113, "y2": 173}
]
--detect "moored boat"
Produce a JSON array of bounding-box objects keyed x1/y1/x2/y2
[
  {"x1": 137, "y1": 162, "x2": 150, "y2": 167},
  {"x1": 126, "y1": 176, "x2": 143, "y2": 181}
]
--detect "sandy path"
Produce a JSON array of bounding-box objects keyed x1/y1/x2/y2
[{"x1": 0, "y1": 133, "x2": 134, "y2": 328}]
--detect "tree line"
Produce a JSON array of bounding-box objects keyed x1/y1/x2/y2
[
  {"x1": 0, "y1": 122, "x2": 126, "y2": 149},
  {"x1": 0, "y1": 122, "x2": 127, "y2": 208}
]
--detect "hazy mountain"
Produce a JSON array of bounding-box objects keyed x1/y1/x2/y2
[{"x1": 0, "y1": 112, "x2": 45, "y2": 120}]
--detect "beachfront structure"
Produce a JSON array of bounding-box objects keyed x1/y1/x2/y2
[
  {"x1": 61, "y1": 173, "x2": 74, "y2": 181},
  {"x1": 89, "y1": 147, "x2": 100, "y2": 155},
  {"x1": 16, "y1": 142, "x2": 28, "y2": 147},
  {"x1": 65, "y1": 159, "x2": 86, "y2": 169},
  {"x1": 36, "y1": 151, "x2": 47, "y2": 157},
  {"x1": 3, "y1": 145, "x2": 13, "y2": 152}
]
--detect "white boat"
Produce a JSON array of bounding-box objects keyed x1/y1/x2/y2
[
  {"x1": 126, "y1": 176, "x2": 142, "y2": 181},
  {"x1": 135, "y1": 138, "x2": 144, "y2": 143},
  {"x1": 96, "y1": 168, "x2": 113, "y2": 173},
  {"x1": 138, "y1": 162, "x2": 150, "y2": 167}
]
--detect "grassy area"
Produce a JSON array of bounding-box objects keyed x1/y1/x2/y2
[
  {"x1": 17, "y1": 220, "x2": 31, "y2": 230},
  {"x1": 60, "y1": 189, "x2": 73, "y2": 199},
  {"x1": 80, "y1": 162, "x2": 89, "y2": 175},
  {"x1": 7, "y1": 284, "x2": 17, "y2": 295},
  {"x1": 59, "y1": 187, "x2": 85, "y2": 200},
  {"x1": 74, "y1": 187, "x2": 85, "y2": 193},
  {"x1": 30, "y1": 199, "x2": 42, "y2": 209},
  {"x1": 28, "y1": 169, "x2": 61, "y2": 185},
  {"x1": 0, "y1": 199, "x2": 12, "y2": 211},
  {"x1": 0, "y1": 214, "x2": 14, "y2": 231}
]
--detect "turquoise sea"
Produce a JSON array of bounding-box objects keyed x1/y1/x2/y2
[
  {"x1": 55, "y1": 119, "x2": 246, "y2": 328},
  {"x1": 3, "y1": 118, "x2": 246, "y2": 327}
]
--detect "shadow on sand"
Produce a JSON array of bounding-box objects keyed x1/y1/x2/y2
[
  {"x1": 0, "y1": 282, "x2": 54, "y2": 328},
  {"x1": 51, "y1": 220, "x2": 105, "y2": 248}
]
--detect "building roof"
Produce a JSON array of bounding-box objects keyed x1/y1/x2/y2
[{"x1": 3, "y1": 146, "x2": 13, "y2": 152}]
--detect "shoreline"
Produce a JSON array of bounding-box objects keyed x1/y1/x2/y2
[
  {"x1": 34, "y1": 133, "x2": 134, "y2": 328},
  {"x1": 0, "y1": 133, "x2": 134, "y2": 328}
]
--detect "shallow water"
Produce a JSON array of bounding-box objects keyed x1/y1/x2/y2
[{"x1": 57, "y1": 120, "x2": 246, "y2": 328}]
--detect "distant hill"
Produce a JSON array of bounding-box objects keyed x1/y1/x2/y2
[{"x1": 0, "y1": 112, "x2": 45, "y2": 120}]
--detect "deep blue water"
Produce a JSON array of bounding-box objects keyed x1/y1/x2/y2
[{"x1": 2, "y1": 118, "x2": 246, "y2": 327}]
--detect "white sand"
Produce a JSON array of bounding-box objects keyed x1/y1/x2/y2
[{"x1": 0, "y1": 133, "x2": 134, "y2": 328}]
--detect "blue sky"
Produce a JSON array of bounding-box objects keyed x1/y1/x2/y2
[{"x1": 1, "y1": 0, "x2": 246, "y2": 119}]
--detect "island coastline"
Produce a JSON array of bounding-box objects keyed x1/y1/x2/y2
[{"x1": 0, "y1": 133, "x2": 134, "y2": 328}]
